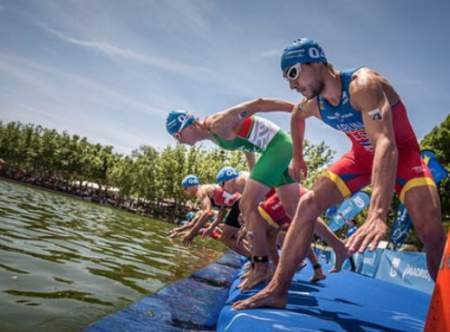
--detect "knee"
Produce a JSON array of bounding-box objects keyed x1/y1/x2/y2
[
  {"x1": 298, "y1": 191, "x2": 324, "y2": 221},
  {"x1": 412, "y1": 209, "x2": 443, "y2": 245},
  {"x1": 239, "y1": 197, "x2": 257, "y2": 216}
]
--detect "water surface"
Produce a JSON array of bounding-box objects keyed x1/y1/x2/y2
[{"x1": 0, "y1": 179, "x2": 223, "y2": 331}]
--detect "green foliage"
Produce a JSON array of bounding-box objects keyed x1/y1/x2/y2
[
  {"x1": 302, "y1": 140, "x2": 335, "y2": 188},
  {"x1": 421, "y1": 113, "x2": 450, "y2": 230},
  {"x1": 0, "y1": 121, "x2": 336, "y2": 210}
]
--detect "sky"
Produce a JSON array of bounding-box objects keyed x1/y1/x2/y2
[{"x1": 1, "y1": 0, "x2": 449, "y2": 158}]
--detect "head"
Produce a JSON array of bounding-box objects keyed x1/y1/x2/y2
[
  {"x1": 186, "y1": 211, "x2": 195, "y2": 221},
  {"x1": 216, "y1": 166, "x2": 240, "y2": 193},
  {"x1": 181, "y1": 174, "x2": 200, "y2": 197},
  {"x1": 166, "y1": 110, "x2": 202, "y2": 146},
  {"x1": 280, "y1": 38, "x2": 328, "y2": 99}
]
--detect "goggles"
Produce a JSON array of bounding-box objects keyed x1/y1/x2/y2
[{"x1": 285, "y1": 63, "x2": 302, "y2": 81}]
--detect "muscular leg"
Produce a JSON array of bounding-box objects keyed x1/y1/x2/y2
[
  {"x1": 314, "y1": 217, "x2": 349, "y2": 272},
  {"x1": 403, "y1": 185, "x2": 446, "y2": 281},
  {"x1": 278, "y1": 182, "x2": 348, "y2": 272},
  {"x1": 267, "y1": 227, "x2": 280, "y2": 267},
  {"x1": 233, "y1": 177, "x2": 343, "y2": 309},
  {"x1": 239, "y1": 179, "x2": 272, "y2": 289},
  {"x1": 306, "y1": 246, "x2": 326, "y2": 283},
  {"x1": 276, "y1": 182, "x2": 300, "y2": 218},
  {"x1": 221, "y1": 225, "x2": 250, "y2": 258}
]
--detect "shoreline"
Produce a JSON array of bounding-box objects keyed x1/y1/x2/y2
[{"x1": 0, "y1": 174, "x2": 189, "y2": 224}]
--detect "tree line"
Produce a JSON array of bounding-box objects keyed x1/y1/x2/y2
[
  {"x1": 1, "y1": 117, "x2": 447, "y2": 243},
  {"x1": 0, "y1": 121, "x2": 334, "y2": 219}
]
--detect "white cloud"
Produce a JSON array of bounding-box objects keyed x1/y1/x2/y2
[
  {"x1": 36, "y1": 23, "x2": 211, "y2": 77},
  {"x1": 0, "y1": 54, "x2": 175, "y2": 153},
  {"x1": 0, "y1": 54, "x2": 168, "y2": 118}
]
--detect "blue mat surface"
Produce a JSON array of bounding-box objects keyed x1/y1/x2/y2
[
  {"x1": 85, "y1": 252, "x2": 241, "y2": 332},
  {"x1": 218, "y1": 262, "x2": 431, "y2": 332}
]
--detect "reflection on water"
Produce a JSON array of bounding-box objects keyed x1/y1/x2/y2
[{"x1": 0, "y1": 179, "x2": 224, "y2": 331}]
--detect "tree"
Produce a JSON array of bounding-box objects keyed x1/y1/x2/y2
[{"x1": 421, "y1": 113, "x2": 450, "y2": 225}]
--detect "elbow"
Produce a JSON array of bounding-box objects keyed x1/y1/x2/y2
[
  {"x1": 386, "y1": 140, "x2": 398, "y2": 160},
  {"x1": 249, "y1": 98, "x2": 265, "y2": 111},
  {"x1": 376, "y1": 138, "x2": 398, "y2": 161},
  {"x1": 292, "y1": 107, "x2": 304, "y2": 121}
]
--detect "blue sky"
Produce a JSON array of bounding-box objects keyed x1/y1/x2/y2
[{"x1": 1, "y1": 0, "x2": 449, "y2": 158}]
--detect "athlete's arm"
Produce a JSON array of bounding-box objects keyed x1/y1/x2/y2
[
  {"x1": 346, "y1": 71, "x2": 398, "y2": 253},
  {"x1": 203, "y1": 207, "x2": 226, "y2": 238},
  {"x1": 206, "y1": 99, "x2": 295, "y2": 139},
  {"x1": 198, "y1": 189, "x2": 213, "y2": 212},
  {"x1": 182, "y1": 188, "x2": 213, "y2": 244},
  {"x1": 289, "y1": 99, "x2": 315, "y2": 181},
  {"x1": 182, "y1": 209, "x2": 213, "y2": 245},
  {"x1": 244, "y1": 151, "x2": 256, "y2": 171}
]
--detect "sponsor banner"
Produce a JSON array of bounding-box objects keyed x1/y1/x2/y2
[
  {"x1": 314, "y1": 247, "x2": 433, "y2": 294},
  {"x1": 358, "y1": 249, "x2": 383, "y2": 278},
  {"x1": 390, "y1": 203, "x2": 413, "y2": 247},
  {"x1": 421, "y1": 150, "x2": 449, "y2": 184},
  {"x1": 375, "y1": 250, "x2": 433, "y2": 294},
  {"x1": 314, "y1": 247, "x2": 332, "y2": 264},
  {"x1": 350, "y1": 252, "x2": 364, "y2": 272},
  {"x1": 390, "y1": 150, "x2": 447, "y2": 248}
]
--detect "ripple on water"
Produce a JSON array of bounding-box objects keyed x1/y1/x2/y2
[{"x1": 0, "y1": 179, "x2": 224, "y2": 331}]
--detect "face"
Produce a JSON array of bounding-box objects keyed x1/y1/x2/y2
[
  {"x1": 183, "y1": 186, "x2": 198, "y2": 197},
  {"x1": 285, "y1": 63, "x2": 324, "y2": 99},
  {"x1": 175, "y1": 124, "x2": 201, "y2": 146},
  {"x1": 222, "y1": 178, "x2": 238, "y2": 194}
]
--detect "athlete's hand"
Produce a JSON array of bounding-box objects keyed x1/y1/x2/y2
[
  {"x1": 289, "y1": 157, "x2": 308, "y2": 182},
  {"x1": 201, "y1": 226, "x2": 215, "y2": 239},
  {"x1": 346, "y1": 217, "x2": 387, "y2": 254},
  {"x1": 182, "y1": 232, "x2": 195, "y2": 246}
]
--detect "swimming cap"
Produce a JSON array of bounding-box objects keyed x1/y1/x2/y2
[
  {"x1": 181, "y1": 174, "x2": 200, "y2": 189},
  {"x1": 216, "y1": 166, "x2": 240, "y2": 184},
  {"x1": 280, "y1": 38, "x2": 327, "y2": 72},
  {"x1": 166, "y1": 110, "x2": 195, "y2": 136},
  {"x1": 186, "y1": 211, "x2": 195, "y2": 221}
]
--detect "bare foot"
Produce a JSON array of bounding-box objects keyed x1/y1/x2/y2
[
  {"x1": 232, "y1": 287, "x2": 287, "y2": 310},
  {"x1": 239, "y1": 266, "x2": 273, "y2": 290},
  {"x1": 330, "y1": 245, "x2": 350, "y2": 273},
  {"x1": 310, "y1": 270, "x2": 326, "y2": 283},
  {"x1": 238, "y1": 275, "x2": 248, "y2": 289},
  {"x1": 239, "y1": 269, "x2": 250, "y2": 281}
]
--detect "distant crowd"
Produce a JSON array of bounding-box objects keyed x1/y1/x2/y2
[{"x1": 0, "y1": 159, "x2": 187, "y2": 222}]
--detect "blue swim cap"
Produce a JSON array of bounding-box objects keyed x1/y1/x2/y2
[
  {"x1": 186, "y1": 211, "x2": 195, "y2": 221},
  {"x1": 280, "y1": 38, "x2": 327, "y2": 72},
  {"x1": 166, "y1": 110, "x2": 195, "y2": 136},
  {"x1": 181, "y1": 174, "x2": 200, "y2": 189},
  {"x1": 216, "y1": 166, "x2": 239, "y2": 184}
]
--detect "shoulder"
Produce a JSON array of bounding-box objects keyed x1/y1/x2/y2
[
  {"x1": 349, "y1": 68, "x2": 385, "y2": 111},
  {"x1": 198, "y1": 185, "x2": 211, "y2": 198},
  {"x1": 293, "y1": 98, "x2": 319, "y2": 119}
]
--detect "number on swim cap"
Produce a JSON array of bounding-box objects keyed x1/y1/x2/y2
[{"x1": 308, "y1": 47, "x2": 320, "y2": 58}]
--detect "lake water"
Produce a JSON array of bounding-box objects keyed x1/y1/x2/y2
[{"x1": 0, "y1": 179, "x2": 224, "y2": 331}]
